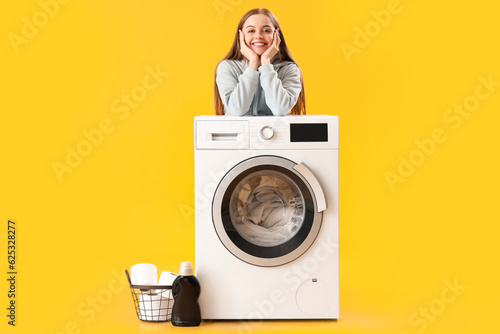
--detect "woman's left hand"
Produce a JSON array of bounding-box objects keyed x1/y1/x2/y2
[{"x1": 261, "y1": 29, "x2": 281, "y2": 65}]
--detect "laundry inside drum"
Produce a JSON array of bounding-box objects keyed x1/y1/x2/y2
[{"x1": 229, "y1": 170, "x2": 305, "y2": 247}]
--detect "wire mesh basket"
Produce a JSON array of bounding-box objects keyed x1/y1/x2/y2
[{"x1": 125, "y1": 270, "x2": 173, "y2": 322}]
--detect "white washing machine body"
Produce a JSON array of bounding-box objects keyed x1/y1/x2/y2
[{"x1": 194, "y1": 115, "x2": 339, "y2": 319}]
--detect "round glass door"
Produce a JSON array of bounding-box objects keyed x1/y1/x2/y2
[{"x1": 212, "y1": 156, "x2": 323, "y2": 267}]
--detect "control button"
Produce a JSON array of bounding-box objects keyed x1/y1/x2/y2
[{"x1": 260, "y1": 126, "x2": 274, "y2": 140}]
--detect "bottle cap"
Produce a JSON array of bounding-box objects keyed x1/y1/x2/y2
[{"x1": 179, "y1": 261, "x2": 194, "y2": 276}]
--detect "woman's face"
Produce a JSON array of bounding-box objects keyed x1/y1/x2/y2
[{"x1": 241, "y1": 14, "x2": 276, "y2": 56}]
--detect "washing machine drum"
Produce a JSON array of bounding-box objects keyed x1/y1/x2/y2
[{"x1": 212, "y1": 156, "x2": 325, "y2": 267}]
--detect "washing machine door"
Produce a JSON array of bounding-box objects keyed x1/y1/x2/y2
[{"x1": 212, "y1": 155, "x2": 326, "y2": 267}]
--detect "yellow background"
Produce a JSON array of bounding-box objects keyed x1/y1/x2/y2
[{"x1": 1, "y1": 0, "x2": 499, "y2": 333}]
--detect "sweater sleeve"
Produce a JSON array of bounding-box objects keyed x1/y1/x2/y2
[
  {"x1": 216, "y1": 60, "x2": 259, "y2": 116},
  {"x1": 258, "y1": 63, "x2": 302, "y2": 116}
]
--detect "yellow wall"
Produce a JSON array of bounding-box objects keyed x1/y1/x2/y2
[{"x1": 1, "y1": 0, "x2": 499, "y2": 333}]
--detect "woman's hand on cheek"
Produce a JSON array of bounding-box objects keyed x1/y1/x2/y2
[
  {"x1": 261, "y1": 29, "x2": 281, "y2": 65},
  {"x1": 239, "y1": 30, "x2": 260, "y2": 70}
]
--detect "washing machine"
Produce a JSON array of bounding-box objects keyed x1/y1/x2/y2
[{"x1": 194, "y1": 115, "x2": 339, "y2": 319}]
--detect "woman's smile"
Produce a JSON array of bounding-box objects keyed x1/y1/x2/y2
[{"x1": 251, "y1": 41, "x2": 268, "y2": 50}]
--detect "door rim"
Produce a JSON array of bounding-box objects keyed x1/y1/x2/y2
[{"x1": 212, "y1": 155, "x2": 323, "y2": 267}]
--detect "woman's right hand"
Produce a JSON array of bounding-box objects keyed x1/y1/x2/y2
[{"x1": 239, "y1": 30, "x2": 259, "y2": 70}]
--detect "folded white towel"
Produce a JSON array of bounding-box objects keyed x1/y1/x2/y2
[
  {"x1": 139, "y1": 293, "x2": 172, "y2": 321},
  {"x1": 156, "y1": 271, "x2": 177, "y2": 299}
]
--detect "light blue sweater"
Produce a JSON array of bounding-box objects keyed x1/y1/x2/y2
[{"x1": 216, "y1": 56, "x2": 302, "y2": 116}]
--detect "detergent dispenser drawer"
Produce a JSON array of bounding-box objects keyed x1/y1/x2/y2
[{"x1": 196, "y1": 120, "x2": 249, "y2": 149}]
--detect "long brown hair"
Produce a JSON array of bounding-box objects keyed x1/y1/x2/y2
[{"x1": 214, "y1": 8, "x2": 306, "y2": 115}]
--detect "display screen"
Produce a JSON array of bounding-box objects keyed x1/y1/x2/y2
[{"x1": 290, "y1": 123, "x2": 328, "y2": 142}]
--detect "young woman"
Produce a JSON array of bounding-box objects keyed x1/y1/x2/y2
[{"x1": 214, "y1": 8, "x2": 306, "y2": 116}]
